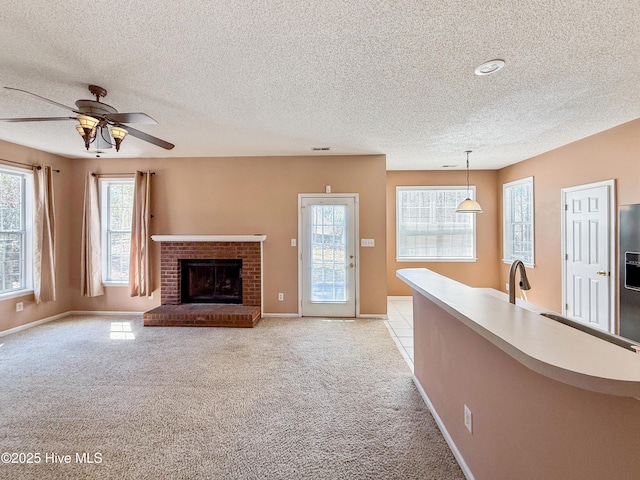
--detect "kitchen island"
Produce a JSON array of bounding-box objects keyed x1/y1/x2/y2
[{"x1": 397, "y1": 268, "x2": 640, "y2": 480}]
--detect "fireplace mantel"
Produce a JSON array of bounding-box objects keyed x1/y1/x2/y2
[{"x1": 151, "y1": 235, "x2": 267, "y2": 243}]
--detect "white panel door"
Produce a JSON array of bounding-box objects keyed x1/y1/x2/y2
[
  {"x1": 563, "y1": 185, "x2": 611, "y2": 332},
  {"x1": 300, "y1": 195, "x2": 357, "y2": 317}
]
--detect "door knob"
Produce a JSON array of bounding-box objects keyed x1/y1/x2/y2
[{"x1": 596, "y1": 270, "x2": 607, "y2": 276}]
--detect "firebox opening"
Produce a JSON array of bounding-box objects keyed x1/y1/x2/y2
[{"x1": 181, "y1": 259, "x2": 242, "y2": 304}]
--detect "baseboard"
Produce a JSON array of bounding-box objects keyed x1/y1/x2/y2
[
  {"x1": 358, "y1": 313, "x2": 387, "y2": 319},
  {"x1": 261, "y1": 313, "x2": 300, "y2": 318},
  {"x1": 412, "y1": 375, "x2": 475, "y2": 480},
  {"x1": 0, "y1": 311, "x2": 70, "y2": 337},
  {"x1": 68, "y1": 310, "x2": 144, "y2": 316}
]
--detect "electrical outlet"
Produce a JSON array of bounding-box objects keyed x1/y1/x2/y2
[
  {"x1": 505, "y1": 282, "x2": 510, "y2": 292},
  {"x1": 291, "y1": 238, "x2": 297, "y2": 247},
  {"x1": 464, "y1": 405, "x2": 473, "y2": 434},
  {"x1": 278, "y1": 293, "x2": 284, "y2": 301},
  {"x1": 16, "y1": 302, "x2": 24, "y2": 312}
]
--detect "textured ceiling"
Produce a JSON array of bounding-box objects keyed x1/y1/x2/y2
[{"x1": 0, "y1": 1, "x2": 638, "y2": 170}]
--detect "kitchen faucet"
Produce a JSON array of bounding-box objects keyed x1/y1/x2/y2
[{"x1": 508, "y1": 259, "x2": 531, "y2": 304}]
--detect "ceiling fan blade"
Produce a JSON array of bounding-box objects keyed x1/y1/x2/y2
[
  {"x1": 105, "y1": 112, "x2": 157, "y2": 124},
  {"x1": 4, "y1": 87, "x2": 79, "y2": 113},
  {"x1": 120, "y1": 124, "x2": 174, "y2": 150},
  {"x1": 0, "y1": 116, "x2": 76, "y2": 122}
]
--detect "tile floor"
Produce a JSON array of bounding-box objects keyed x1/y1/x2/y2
[{"x1": 385, "y1": 296, "x2": 414, "y2": 371}]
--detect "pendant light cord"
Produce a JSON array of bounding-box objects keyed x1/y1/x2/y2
[{"x1": 466, "y1": 151, "x2": 471, "y2": 197}]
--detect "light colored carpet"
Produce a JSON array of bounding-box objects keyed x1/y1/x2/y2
[{"x1": 0, "y1": 316, "x2": 464, "y2": 479}]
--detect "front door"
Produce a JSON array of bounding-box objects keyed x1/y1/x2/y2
[
  {"x1": 562, "y1": 181, "x2": 613, "y2": 332},
  {"x1": 300, "y1": 195, "x2": 357, "y2": 317}
]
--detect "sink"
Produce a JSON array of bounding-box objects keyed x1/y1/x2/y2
[{"x1": 540, "y1": 313, "x2": 640, "y2": 353}]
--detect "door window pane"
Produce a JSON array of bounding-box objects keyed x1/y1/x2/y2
[{"x1": 311, "y1": 204, "x2": 347, "y2": 302}]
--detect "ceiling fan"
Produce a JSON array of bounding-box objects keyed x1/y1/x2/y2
[{"x1": 0, "y1": 84, "x2": 174, "y2": 153}]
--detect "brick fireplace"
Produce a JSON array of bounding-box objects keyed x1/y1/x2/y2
[{"x1": 143, "y1": 235, "x2": 266, "y2": 327}]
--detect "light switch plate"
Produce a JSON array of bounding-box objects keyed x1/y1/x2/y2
[{"x1": 360, "y1": 238, "x2": 375, "y2": 247}]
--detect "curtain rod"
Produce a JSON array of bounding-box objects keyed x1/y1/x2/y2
[
  {"x1": 0, "y1": 157, "x2": 61, "y2": 173},
  {"x1": 91, "y1": 171, "x2": 156, "y2": 177}
]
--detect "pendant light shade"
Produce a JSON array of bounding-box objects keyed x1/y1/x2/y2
[
  {"x1": 456, "y1": 150, "x2": 483, "y2": 213},
  {"x1": 456, "y1": 198, "x2": 483, "y2": 213}
]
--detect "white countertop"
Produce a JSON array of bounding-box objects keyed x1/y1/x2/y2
[{"x1": 397, "y1": 268, "x2": 640, "y2": 398}]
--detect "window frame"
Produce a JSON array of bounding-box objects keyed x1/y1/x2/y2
[
  {"x1": 396, "y1": 185, "x2": 477, "y2": 262},
  {"x1": 99, "y1": 178, "x2": 134, "y2": 286},
  {"x1": 0, "y1": 165, "x2": 33, "y2": 299},
  {"x1": 502, "y1": 176, "x2": 535, "y2": 267}
]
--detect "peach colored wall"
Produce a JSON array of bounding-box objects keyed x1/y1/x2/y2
[
  {"x1": 386, "y1": 170, "x2": 500, "y2": 295},
  {"x1": 414, "y1": 292, "x2": 640, "y2": 480},
  {"x1": 497, "y1": 119, "x2": 640, "y2": 314},
  {"x1": 0, "y1": 140, "x2": 73, "y2": 333},
  {"x1": 68, "y1": 155, "x2": 388, "y2": 315}
]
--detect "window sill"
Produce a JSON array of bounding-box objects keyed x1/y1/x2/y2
[
  {"x1": 102, "y1": 281, "x2": 129, "y2": 287},
  {"x1": 502, "y1": 259, "x2": 535, "y2": 268},
  {"x1": 396, "y1": 258, "x2": 477, "y2": 263},
  {"x1": 0, "y1": 289, "x2": 33, "y2": 301}
]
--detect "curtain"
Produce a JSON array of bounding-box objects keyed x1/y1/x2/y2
[
  {"x1": 80, "y1": 171, "x2": 104, "y2": 297},
  {"x1": 33, "y1": 165, "x2": 56, "y2": 303},
  {"x1": 129, "y1": 171, "x2": 151, "y2": 296}
]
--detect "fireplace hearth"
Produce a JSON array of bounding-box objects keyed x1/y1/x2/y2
[{"x1": 144, "y1": 235, "x2": 266, "y2": 328}]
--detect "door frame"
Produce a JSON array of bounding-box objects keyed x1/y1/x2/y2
[
  {"x1": 561, "y1": 179, "x2": 616, "y2": 333},
  {"x1": 297, "y1": 193, "x2": 360, "y2": 317}
]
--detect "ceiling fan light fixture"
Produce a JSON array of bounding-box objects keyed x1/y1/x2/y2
[
  {"x1": 75, "y1": 122, "x2": 96, "y2": 150},
  {"x1": 456, "y1": 150, "x2": 483, "y2": 214},
  {"x1": 110, "y1": 126, "x2": 128, "y2": 152},
  {"x1": 77, "y1": 114, "x2": 99, "y2": 130}
]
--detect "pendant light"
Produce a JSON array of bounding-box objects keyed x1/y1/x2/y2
[{"x1": 456, "y1": 150, "x2": 483, "y2": 213}]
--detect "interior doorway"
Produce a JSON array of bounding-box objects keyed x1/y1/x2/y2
[{"x1": 561, "y1": 180, "x2": 615, "y2": 333}]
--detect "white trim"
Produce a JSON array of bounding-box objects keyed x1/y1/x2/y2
[
  {"x1": 0, "y1": 289, "x2": 34, "y2": 301},
  {"x1": 387, "y1": 296, "x2": 412, "y2": 301},
  {"x1": 68, "y1": 310, "x2": 144, "y2": 316},
  {"x1": 357, "y1": 313, "x2": 387, "y2": 319},
  {"x1": 412, "y1": 375, "x2": 475, "y2": 480},
  {"x1": 260, "y1": 241, "x2": 264, "y2": 318},
  {"x1": 0, "y1": 311, "x2": 69, "y2": 337},
  {"x1": 261, "y1": 313, "x2": 301, "y2": 318},
  {"x1": 561, "y1": 179, "x2": 616, "y2": 333},
  {"x1": 396, "y1": 257, "x2": 477, "y2": 263},
  {"x1": 151, "y1": 235, "x2": 267, "y2": 243}
]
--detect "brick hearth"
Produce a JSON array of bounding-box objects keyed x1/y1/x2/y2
[
  {"x1": 144, "y1": 235, "x2": 265, "y2": 327},
  {"x1": 144, "y1": 304, "x2": 261, "y2": 328}
]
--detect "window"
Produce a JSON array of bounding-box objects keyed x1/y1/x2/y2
[
  {"x1": 100, "y1": 179, "x2": 134, "y2": 284},
  {"x1": 396, "y1": 186, "x2": 476, "y2": 261},
  {"x1": 503, "y1": 176, "x2": 534, "y2": 266},
  {"x1": 0, "y1": 166, "x2": 33, "y2": 296}
]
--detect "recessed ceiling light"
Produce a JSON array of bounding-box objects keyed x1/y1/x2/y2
[{"x1": 475, "y1": 59, "x2": 505, "y2": 76}]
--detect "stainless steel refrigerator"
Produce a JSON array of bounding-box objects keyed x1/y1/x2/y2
[{"x1": 619, "y1": 204, "x2": 640, "y2": 342}]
